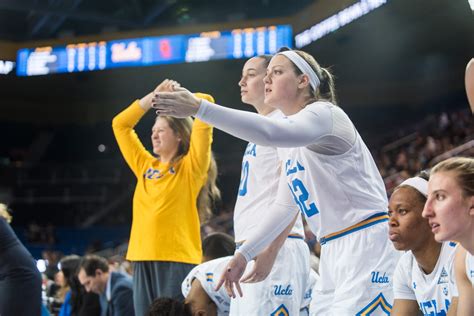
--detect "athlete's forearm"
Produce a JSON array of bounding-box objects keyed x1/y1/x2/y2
[
  {"x1": 266, "y1": 213, "x2": 299, "y2": 253},
  {"x1": 236, "y1": 203, "x2": 298, "y2": 262}
]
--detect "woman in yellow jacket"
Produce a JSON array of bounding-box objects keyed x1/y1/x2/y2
[{"x1": 112, "y1": 80, "x2": 220, "y2": 315}]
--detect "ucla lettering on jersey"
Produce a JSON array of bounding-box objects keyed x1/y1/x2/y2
[
  {"x1": 244, "y1": 143, "x2": 257, "y2": 157},
  {"x1": 371, "y1": 271, "x2": 390, "y2": 284},
  {"x1": 273, "y1": 284, "x2": 293, "y2": 296},
  {"x1": 285, "y1": 159, "x2": 305, "y2": 176},
  {"x1": 144, "y1": 166, "x2": 175, "y2": 179},
  {"x1": 419, "y1": 299, "x2": 451, "y2": 316}
]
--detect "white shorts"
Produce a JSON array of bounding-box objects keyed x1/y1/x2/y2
[
  {"x1": 230, "y1": 237, "x2": 311, "y2": 315},
  {"x1": 310, "y1": 219, "x2": 400, "y2": 316},
  {"x1": 300, "y1": 269, "x2": 319, "y2": 316}
]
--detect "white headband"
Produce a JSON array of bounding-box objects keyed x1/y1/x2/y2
[
  {"x1": 277, "y1": 50, "x2": 321, "y2": 91},
  {"x1": 399, "y1": 177, "x2": 428, "y2": 197}
]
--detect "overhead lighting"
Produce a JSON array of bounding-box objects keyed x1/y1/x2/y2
[
  {"x1": 468, "y1": 0, "x2": 474, "y2": 11},
  {"x1": 0, "y1": 60, "x2": 15, "y2": 75},
  {"x1": 295, "y1": 0, "x2": 388, "y2": 48}
]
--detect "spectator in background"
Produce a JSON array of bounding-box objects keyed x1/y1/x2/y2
[
  {"x1": 48, "y1": 269, "x2": 71, "y2": 314},
  {"x1": 78, "y1": 254, "x2": 134, "y2": 316},
  {"x1": 0, "y1": 203, "x2": 42, "y2": 316},
  {"x1": 58, "y1": 255, "x2": 101, "y2": 316},
  {"x1": 112, "y1": 80, "x2": 220, "y2": 316},
  {"x1": 42, "y1": 249, "x2": 61, "y2": 281},
  {"x1": 106, "y1": 255, "x2": 133, "y2": 277},
  {"x1": 201, "y1": 232, "x2": 235, "y2": 262}
]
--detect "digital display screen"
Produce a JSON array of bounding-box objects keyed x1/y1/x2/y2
[{"x1": 16, "y1": 25, "x2": 292, "y2": 76}]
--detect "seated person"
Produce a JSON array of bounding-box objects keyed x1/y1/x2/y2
[
  {"x1": 78, "y1": 254, "x2": 134, "y2": 316},
  {"x1": 388, "y1": 173, "x2": 457, "y2": 315}
]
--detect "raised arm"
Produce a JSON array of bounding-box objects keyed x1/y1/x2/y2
[
  {"x1": 112, "y1": 80, "x2": 179, "y2": 177},
  {"x1": 185, "y1": 93, "x2": 214, "y2": 178},
  {"x1": 112, "y1": 99, "x2": 153, "y2": 177},
  {"x1": 154, "y1": 89, "x2": 333, "y2": 148}
]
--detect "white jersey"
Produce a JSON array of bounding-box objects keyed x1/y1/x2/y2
[
  {"x1": 282, "y1": 128, "x2": 387, "y2": 239},
  {"x1": 233, "y1": 110, "x2": 304, "y2": 242},
  {"x1": 393, "y1": 242, "x2": 457, "y2": 315},
  {"x1": 197, "y1": 100, "x2": 386, "y2": 241},
  {"x1": 181, "y1": 257, "x2": 231, "y2": 316},
  {"x1": 195, "y1": 99, "x2": 395, "y2": 313},
  {"x1": 466, "y1": 251, "x2": 474, "y2": 286}
]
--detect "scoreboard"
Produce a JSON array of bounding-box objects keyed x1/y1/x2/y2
[{"x1": 16, "y1": 25, "x2": 292, "y2": 76}]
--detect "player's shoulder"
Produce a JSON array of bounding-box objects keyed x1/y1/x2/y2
[
  {"x1": 305, "y1": 100, "x2": 336, "y2": 111},
  {"x1": 397, "y1": 251, "x2": 415, "y2": 270}
]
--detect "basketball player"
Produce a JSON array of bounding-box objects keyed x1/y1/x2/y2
[
  {"x1": 180, "y1": 55, "x2": 311, "y2": 315},
  {"x1": 423, "y1": 157, "x2": 474, "y2": 316}
]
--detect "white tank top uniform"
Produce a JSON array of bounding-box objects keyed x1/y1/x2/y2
[
  {"x1": 393, "y1": 242, "x2": 458, "y2": 315},
  {"x1": 195, "y1": 99, "x2": 399, "y2": 315}
]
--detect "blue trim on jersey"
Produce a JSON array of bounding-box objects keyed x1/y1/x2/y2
[
  {"x1": 299, "y1": 306, "x2": 309, "y2": 315},
  {"x1": 235, "y1": 234, "x2": 304, "y2": 249},
  {"x1": 270, "y1": 304, "x2": 289, "y2": 316},
  {"x1": 320, "y1": 212, "x2": 389, "y2": 245},
  {"x1": 287, "y1": 235, "x2": 304, "y2": 240},
  {"x1": 356, "y1": 293, "x2": 392, "y2": 315}
]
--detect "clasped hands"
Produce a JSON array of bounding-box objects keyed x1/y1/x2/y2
[{"x1": 151, "y1": 79, "x2": 201, "y2": 118}]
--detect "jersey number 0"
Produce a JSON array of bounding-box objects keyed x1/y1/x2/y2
[{"x1": 238, "y1": 161, "x2": 249, "y2": 196}]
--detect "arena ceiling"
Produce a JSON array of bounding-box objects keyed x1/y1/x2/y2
[
  {"x1": 0, "y1": 0, "x2": 314, "y2": 41},
  {"x1": 0, "y1": 0, "x2": 472, "y2": 123}
]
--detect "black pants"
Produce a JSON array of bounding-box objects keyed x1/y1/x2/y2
[{"x1": 133, "y1": 261, "x2": 195, "y2": 316}]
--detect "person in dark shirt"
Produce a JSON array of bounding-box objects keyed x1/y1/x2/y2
[
  {"x1": 58, "y1": 255, "x2": 101, "y2": 316},
  {"x1": 0, "y1": 203, "x2": 42, "y2": 316}
]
